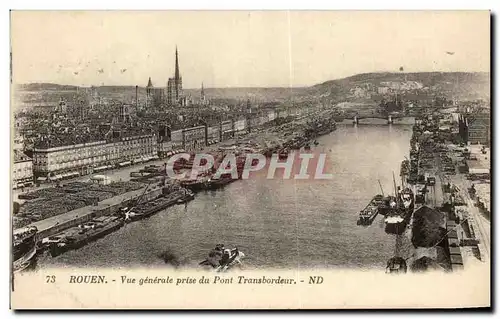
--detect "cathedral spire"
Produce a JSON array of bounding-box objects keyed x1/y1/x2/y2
[{"x1": 175, "y1": 46, "x2": 180, "y2": 83}]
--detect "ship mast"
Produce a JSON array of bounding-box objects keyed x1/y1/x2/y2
[
  {"x1": 378, "y1": 179, "x2": 385, "y2": 197},
  {"x1": 163, "y1": 162, "x2": 167, "y2": 187},
  {"x1": 392, "y1": 171, "x2": 399, "y2": 203},
  {"x1": 125, "y1": 179, "x2": 154, "y2": 215}
]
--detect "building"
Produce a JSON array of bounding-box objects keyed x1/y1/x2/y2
[
  {"x1": 170, "y1": 129, "x2": 184, "y2": 150},
  {"x1": 166, "y1": 47, "x2": 184, "y2": 105},
  {"x1": 458, "y1": 111, "x2": 490, "y2": 145},
  {"x1": 157, "y1": 124, "x2": 172, "y2": 158},
  {"x1": 146, "y1": 77, "x2": 154, "y2": 107},
  {"x1": 13, "y1": 150, "x2": 33, "y2": 188},
  {"x1": 13, "y1": 133, "x2": 24, "y2": 151},
  {"x1": 200, "y1": 82, "x2": 209, "y2": 106},
  {"x1": 70, "y1": 91, "x2": 90, "y2": 120},
  {"x1": 88, "y1": 86, "x2": 101, "y2": 110},
  {"x1": 32, "y1": 133, "x2": 158, "y2": 181},
  {"x1": 56, "y1": 97, "x2": 68, "y2": 114},
  {"x1": 182, "y1": 125, "x2": 207, "y2": 151},
  {"x1": 458, "y1": 114, "x2": 468, "y2": 143},
  {"x1": 119, "y1": 104, "x2": 133, "y2": 123},
  {"x1": 378, "y1": 87, "x2": 390, "y2": 94},
  {"x1": 467, "y1": 111, "x2": 490, "y2": 145},
  {"x1": 146, "y1": 77, "x2": 165, "y2": 108}
]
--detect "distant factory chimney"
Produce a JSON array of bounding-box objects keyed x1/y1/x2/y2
[{"x1": 135, "y1": 85, "x2": 138, "y2": 109}]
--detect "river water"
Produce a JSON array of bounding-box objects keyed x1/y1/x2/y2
[{"x1": 38, "y1": 124, "x2": 413, "y2": 270}]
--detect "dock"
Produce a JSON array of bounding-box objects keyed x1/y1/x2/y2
[
  {"x1": 29, "y1": 185, "x2": 164, "y2": 239},
  {"x1": 403, "y1": 112, "x2": 490, "y2": 272}
]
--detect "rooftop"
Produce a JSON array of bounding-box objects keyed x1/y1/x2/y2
[
  {"x1": 14, "y1": 149, "x2": 31, "y2": 162},
  {"x1": 33, "y1": 127, "x2": 155, "y2": 150}
]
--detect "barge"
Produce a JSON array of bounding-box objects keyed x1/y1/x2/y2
[
  {"x1": 130, "y1": 171, "x2": 153, "y2": 178},
  {"x1": 13, "y1": 226, "x2": 38, "y2": 273},
  {"x1": 177, "y1": 190, "x2": 195, "y2": 204},
  {"x1": 124, "y1": 192, "x2": 185, "y2": 222},
  {"x1": 378, "y1": 195, "x2": 398, "y2": 216},
  {"x1": 180, "y1": 176, "x2": 210, "y2": 192},
  {"x1": 357, "y1": 194, "x2": 383, "y2": 225},
  {"x1": 204, "y1": 176, "x2": 236, "y2": 190},
  {"x1": 48, "y1": 216, "x2": 124, "y2": 257}
]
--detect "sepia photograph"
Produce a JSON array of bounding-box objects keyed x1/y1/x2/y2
[{"x1": 9, "y1": 10, "x2": 491, "y2": 309}]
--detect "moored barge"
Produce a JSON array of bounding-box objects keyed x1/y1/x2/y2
[
  {"x1": 357, "y1": 194, "x2": 384, "y2": 225},
  {"x1": 123, "y1": 192, "x2": 185, "y2": 222},
  {"x1": 48, "y1": 216, "x2": 124, "y2": 257},
  {"x1": 13, "y1": 226, "x2": 38, "y2": 273}
]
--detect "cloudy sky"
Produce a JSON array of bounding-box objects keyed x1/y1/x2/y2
[{"x1": 11, "y1": 11, "x2": 490, "y2": 88}]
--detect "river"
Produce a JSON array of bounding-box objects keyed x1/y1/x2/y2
[{"x1": 38, "y1": 124, "x2": 413, "y2": 270}]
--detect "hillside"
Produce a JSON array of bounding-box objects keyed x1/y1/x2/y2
[
  {"x1": 309, "y1": 72, "x2": 490, "y2": 101},
  {"x1": 13, "y1": 71, "x2": 490, "y2": 110},
  {"x1": 17, "y1": 83, "x2": 79, "y2": 91},
  {"x1": 184, "y1": 87, "x2": 308, "y2": 102}
]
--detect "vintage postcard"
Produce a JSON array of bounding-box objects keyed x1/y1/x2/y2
[{"x1": 10, "y1": 10, "x2": 491, "y2": 309}]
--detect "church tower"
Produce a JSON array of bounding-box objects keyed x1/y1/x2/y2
[
  {"x1": 146, "y1": 77, "x2": 154, "y2": 109},
  {"x1": 175, "y1": 46, "x2": 181, "y2": 96},
  {"x1": 167, "y1": 46, "x2": 183, "y2": 105},
  {"x1": 146, "y1": 77, "x2": 153, "y2": 96}
]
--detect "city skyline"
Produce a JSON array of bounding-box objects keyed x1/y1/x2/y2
[{"x1": 11, "y1": 11, "x2": 490, "y2": 88}]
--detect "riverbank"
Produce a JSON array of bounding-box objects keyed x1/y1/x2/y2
[
  {"x1": 403, "y1": 112, "x2": 490, "y2": 272},
  {"x1": 16, "y1": 108, "x2": 341, "y2": 261},
  {"x1": 37, "y1": 125, "x2": 413, "y2": 270}
]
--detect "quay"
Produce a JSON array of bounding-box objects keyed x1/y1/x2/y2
[
  {"x1": 15, "y1": 108, "x2": 340, "y2": 256},
  {"x1": 30, "y1": 185, "x2": 164, "y2": 239},
  {"x1": 399, "y1": 110, "x2": 490, "y2": 273}
]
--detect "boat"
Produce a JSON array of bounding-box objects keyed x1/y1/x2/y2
[
  {"x1": 39, "y1": 235, "x2": 65, "y2": 250},
  {"x1": 400, "y1": 187, "x2": 415, "y2": 211},
  {"x1": 49, "y1": 217, "x2": 124, "y2": 257},
  {"x1": 123, "y1": 193, "x2": 184, "y2": 222},
  {"x1": 130, "y1": 171, "x2": 152, "y2": 178},
  {"x1": 177, "y1": 190, "x2": 195, "y2": 204},
  {"x1": 180, "y1": 177, "x2": 210, "y2": 192},
  {"x1": 377, "y1": 195, "x2": 397, "y2": 216},
  {"x1": 204, "y1": 176, "x2": 235, "y2": 190},
  {"x1": 386, "y1": 257, "x2": 408, "y2": 274},
  {"x1": 199, "y1": 245, "x2": 245, "y2": 272},
  {"x1": 13, "y1": 226, "x2": 38, "y2": 273},
  {"x1": 215, "y1": 250, "x2": 245, "y2": 272},
  {"x1": 357, "y1": 194, "x2": 383, "y2": 225},
  {"x1": 384, "y1": 186, "x2": 415, "y2": 235}
]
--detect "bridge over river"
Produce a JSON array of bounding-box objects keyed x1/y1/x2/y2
[{"x1": 342, "y1": 113, "x2": 415, "y2": 125}]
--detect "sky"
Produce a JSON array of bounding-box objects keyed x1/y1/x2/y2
[{"x1": 11, "y1": 11, "x2": 490, "y2": 88}]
